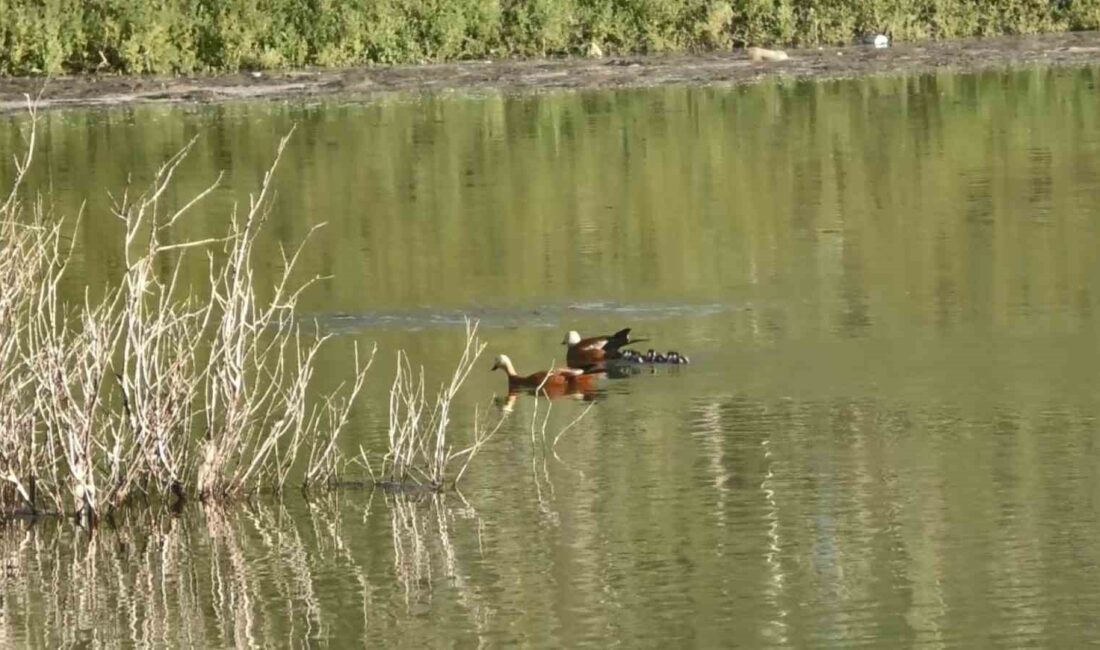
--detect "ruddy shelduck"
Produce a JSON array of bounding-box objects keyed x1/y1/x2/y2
[
  {"x1": 491, "y1": 354, "x2": 601, "y2": 395},
  {"x1": 562, "y1": 328, "x2": 647, "y2": 370}
]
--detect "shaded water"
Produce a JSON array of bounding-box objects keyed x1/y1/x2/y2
[{"x1": 4, "y1": 66, "x2": 1100, "y2": 646}]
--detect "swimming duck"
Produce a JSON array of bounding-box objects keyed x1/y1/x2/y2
[
  {"x1": 563, "y1": 328, "x2": 648, "y2": 370},
  {"x1": 491, "y1": 354, "x2": 601, "y2": 394}
]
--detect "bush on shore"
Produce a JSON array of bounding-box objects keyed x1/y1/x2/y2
[{"x1": 1, "y1": 0, "x2": 1098, "y2": 76}]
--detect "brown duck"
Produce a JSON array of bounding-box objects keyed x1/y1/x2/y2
[
  {"x1": 491, "y1": 354, "x2": 602, "y2": 395},
  {"x1": 562, "y1": 328, "x2": 647, "y2": 370}
]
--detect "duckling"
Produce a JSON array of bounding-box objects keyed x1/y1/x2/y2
[{"x1": 644, "y1": 349, "x2": 657, "y2": 363}]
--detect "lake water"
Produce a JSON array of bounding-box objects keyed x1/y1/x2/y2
[{"x1": 3, "y1": 65, "x2": 1100, "y2": 646}]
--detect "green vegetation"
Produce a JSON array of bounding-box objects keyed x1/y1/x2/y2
[{"x1": 1, "y1": 0, "x2": 1099, "y2": 76}]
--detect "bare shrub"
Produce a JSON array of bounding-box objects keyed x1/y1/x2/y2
[
  {"x1": 357, "y1": 319, "x2": 505, "y2": 492},
  {"x1": 0, "y1": 99, "x2": 367, "y2": 521}
]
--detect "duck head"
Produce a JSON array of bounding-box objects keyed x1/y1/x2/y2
[
  {"x1": 491, "y1": 354, "x2": 513, "y2": 374},
  {"x1": 562, "y1": 331, "x2": 581, "y2": 345}
]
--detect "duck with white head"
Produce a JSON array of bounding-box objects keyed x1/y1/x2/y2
[{"x1": 561, "y1": 328, "x2": 647, "y2": 370}]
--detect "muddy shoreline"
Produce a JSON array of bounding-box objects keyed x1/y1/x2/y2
[{"x1": 2, "y1": 31, "x2": 1100, "y2": 113}]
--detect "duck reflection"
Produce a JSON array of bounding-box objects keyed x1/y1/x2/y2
[{"x1": 496, "y1": 381, "x2": 605, "y2": 412}]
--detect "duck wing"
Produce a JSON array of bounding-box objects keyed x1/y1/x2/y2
[
  {"x1": 573, "y1": 335, "x2": 612, "y2": 351},
  {"x1": 566, "y1": 345, "x2": 606, "y2": 370},
  {"x1": 574, "y1": 328, "x2": 634, "y2": 351}
]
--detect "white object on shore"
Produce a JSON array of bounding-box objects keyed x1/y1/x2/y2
[
  {"x1": 747, "y1": 47, "x2": 789, "y2": 62},
  {"x1": 858, "y1": 33, "x2": 890, "y2": 48}
]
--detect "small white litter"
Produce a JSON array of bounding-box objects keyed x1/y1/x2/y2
[{"x1": 747, "y1": 47, "x2": 789, "y2": 62}]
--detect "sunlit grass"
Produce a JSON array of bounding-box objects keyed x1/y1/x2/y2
[{"x1": 1, "y1": 0, "x2": 1098, "y2": 75}]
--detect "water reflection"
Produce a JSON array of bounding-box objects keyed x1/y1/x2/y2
[
  {"x1": 0, "y1": 394, "x2": 1097, "y2": 645},
  {"x1": 0, "y1": 492, "x2": 490, "y2": 647},
  {"x1": 4, "y1": 67, "x2": 1099, "y2": 336}
]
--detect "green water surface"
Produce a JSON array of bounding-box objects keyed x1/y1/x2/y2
[{"x1": 3, "y1": 66, "x2": 1100, "y2": 647}]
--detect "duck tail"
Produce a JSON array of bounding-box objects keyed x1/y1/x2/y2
[
  {"x1": 607, "y1": 328, "x2": 644, "y2": 351},
  {"x1": 609, "y1": 337, "x2": 648, "y2": 353}
]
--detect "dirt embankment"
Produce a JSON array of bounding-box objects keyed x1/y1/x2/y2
[{"x1": 2, "y1": 31, "x2": 1100, "y2": 113}]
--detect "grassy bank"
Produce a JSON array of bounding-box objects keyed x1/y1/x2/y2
[{"x1": 1, "y1": 0, "x2": 1099, "y2": 76}]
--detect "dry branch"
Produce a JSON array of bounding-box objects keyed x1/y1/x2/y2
[
  {"x1": 360, "y1": 319, "x2": 503, "y2": 492},
  {"x1": 0, "y1": 105, "x2": 366, "y2": 519}
]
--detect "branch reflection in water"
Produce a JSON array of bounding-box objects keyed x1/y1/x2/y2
[{"x1": 0, "y1": 490, "x2": 491, "y2": 647}]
